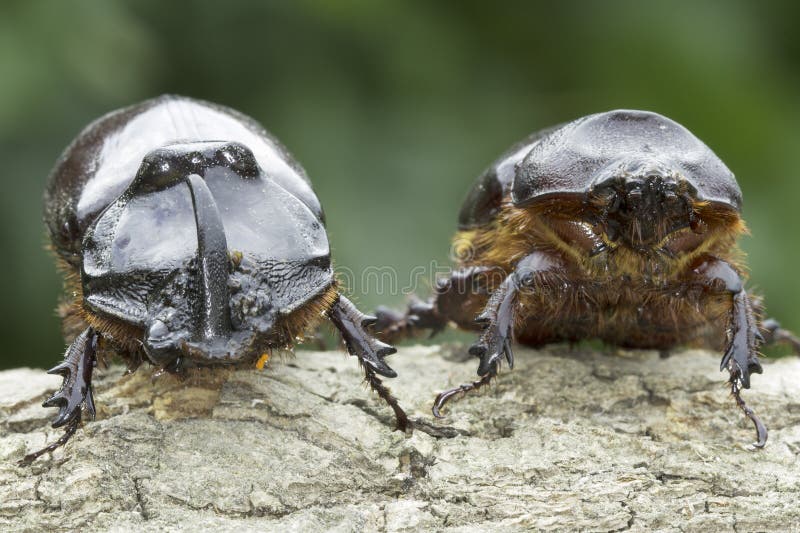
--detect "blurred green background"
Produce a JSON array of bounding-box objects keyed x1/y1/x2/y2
[{"x1": 1, "y1": 0, "x2": 798, "y2": 369}]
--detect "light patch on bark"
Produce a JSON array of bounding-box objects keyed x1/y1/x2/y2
[{"x1": 2, "y1": 345, "x2": 799, "y2": 531}]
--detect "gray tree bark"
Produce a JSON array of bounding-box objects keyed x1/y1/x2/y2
[{"x1": 2, "y1": 344, "x2": 799, "y2": 532}]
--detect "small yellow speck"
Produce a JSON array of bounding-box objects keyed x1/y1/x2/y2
[{"x1": 255, "y1": 353, "x2": 270, "y2": 370}]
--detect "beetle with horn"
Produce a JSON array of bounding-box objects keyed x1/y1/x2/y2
[{"x1": 22, "y1": 95, "x2": 408, "y2": 464}]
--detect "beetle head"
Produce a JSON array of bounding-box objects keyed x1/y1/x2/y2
[
  {"x1": 82, "y1": 141, "x2": 331, "y2": 368},
  {"x1": 585, "y1": 158, "x2": 702, "y2": 249},
  {"x1": 512, "y1": 110, "x2": 744, "y2": 255},
  {"x1": 132, "y1": 142, "x2": 271, "y2": 365}
]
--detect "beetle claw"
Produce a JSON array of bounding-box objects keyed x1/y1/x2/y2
[
  {"x1": 369, "y1": 347, "x2": 398, "y2": 378},
  {"x1": 51, "y1": 407, "x2": 75, "y2": 429},
  {"x1": 471, "y1": 313, "x2": 515, "y2": 376},
  {"x1": 46, "y1": 361, "x2": 72, "y2": 378},
  {"x1": 329, "y1": 295, "x2": 409, "y2": 428},
  {"x1": 432, "y1": 364, "x2": 497, "y2": 418},
  {"x1": 729, "y1": 373, "x2": 768, "y2": 448},
  {"x1": 359, "y1": 314, "x2": 378, "y2": 328},
  {"x1": 474, "y1": 312, "x2": 491, "y2": 325},
  {"x1": 407, "y1": 299, "x2": 443, "y2": 329},
  {"x1": 21, "y1": 327, "x2": 98, "y2": 464},
  {"x1": 373, "y1": 306, "x2": 405, "y2": 332}
]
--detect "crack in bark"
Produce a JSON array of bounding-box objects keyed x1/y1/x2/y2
[
  {"x1": 133, "y1": 477, "x2": 149, "y2": 520},
  {"x1": 612, "y1": 500, "x2": 636, "y2": 532}
]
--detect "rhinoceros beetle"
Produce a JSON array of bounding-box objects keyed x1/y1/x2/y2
[
  {"x1": 376, "y1": 109, "x2": 800, "y2": 447},
  {"x1": 22, "y1": 95, "x2": 408, "y2": 464}
]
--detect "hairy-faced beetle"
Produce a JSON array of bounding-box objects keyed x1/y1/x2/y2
[{"x1": 376, "y1": 109, "x2": 800, "y2": 447}]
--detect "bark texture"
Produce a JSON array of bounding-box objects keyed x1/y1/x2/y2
[{"x1": 2, "y1": 345, "x2": 800, "y2": 532}]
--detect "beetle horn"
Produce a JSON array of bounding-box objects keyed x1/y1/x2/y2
[{"x1": 185, "y1": 174, "x2": 232, "y2": 340}]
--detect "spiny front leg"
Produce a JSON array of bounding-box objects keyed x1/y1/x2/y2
[
  {"x1": 433, "y1": 252, "x2": 562, "y2": 417},
  {"x1": 19, "y1": 326, "x2": 99, "y2": 465},
  {"x1": 721, "y1": 290, "x2": 763, "y2": 388},
  {"x1": 695, "y1": 258, "x2": 766, "y2": 447},
  {"x1": 329, "y1": 294, "x2": 409, "y2": 432},
  {"x1": 432, "y1": 274, "x2": 518, "y2": 417},
  {"x1": 728, "y1": 290, "x2": 767, "y2": 448}
]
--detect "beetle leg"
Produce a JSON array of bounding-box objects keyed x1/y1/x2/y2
[
  {"x1": 431, "y1": 275, "x2": 517, "y2": 418},
  {"x1": 720, "y1": 290, "x2": 763, "y2": 388},
  {"x1": 694, "y1": 259, "x2": 763, "y2": 387},
  {"x1": 729, "y1": 375, "x2": 768, "y2": 448},
  {"x1": 472, "y1": 252, "x2": 562, "y2": 375},
  {"x1": 432, "y1": 252, "x2": 561, "y2": 417},
  {"x1": 331, "y1": 295, "x2": 397, "y2": 377},
  {"x1": 373, "y1": 297, "x2": 445, "y2": 343},
  {"x1": 372, "y1": 305, "x2": 409, "y2": 340},
  {"x1": 694, "y1": 258, "x2": 766, "y2": 447},
  {"x1": 373, "y1": 266, "x2": 496, "y2": 342},
  {"x1": 760, "y1": 318, "x2": 800, "y2": 354},
  {"x1": 470, "y1": 275, "x2": 519, "y2": 375},
  {"x1": 19, "y1": 327, "x2": 98, "y2": 465},
  {"x1": 329, "y1": 295, "x2": 409, "y2": 432},
  {"x1": 724, "y1": 292, "x2": 768, "y2": 447},
  {"x1": 433, "y1": 365, "x2": 497, "y2": 418}
]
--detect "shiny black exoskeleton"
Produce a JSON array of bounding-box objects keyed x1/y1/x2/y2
[
  {"x1": 24, "y1": 95, "x2": 407, "y2": 464},
  {"x1": 376, "y1": 109, "x2": 800, "y2": 447}
]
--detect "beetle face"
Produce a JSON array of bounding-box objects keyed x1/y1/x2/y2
[
  {"x1": 503, "y1": 110, "x2": 747, "y2": 264},
  {"x1": 81, "y1": 141, "x2": 332, "y2": 367},
  {"x1": 586, "y1": 159, "x2": 702, "y2": 251}
]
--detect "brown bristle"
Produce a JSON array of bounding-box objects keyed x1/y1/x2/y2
[
  {"x1": 275, "y1": 283, "x2": 339, "y2": 345},
  {"x1": 453, "y1": 197, "x2": 748, "y2": 282}
]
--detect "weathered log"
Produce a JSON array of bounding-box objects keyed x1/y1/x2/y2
[{"x1": 2, "y1": 345, "x2": 799, "y2": 531}]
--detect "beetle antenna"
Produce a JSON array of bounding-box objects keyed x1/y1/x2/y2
[{"x1": 185, "y1": 174, "x2": 232, "y2": 340}]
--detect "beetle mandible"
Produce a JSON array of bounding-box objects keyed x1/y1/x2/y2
[
  {"x1": 375, "y1": 109, "x2": 800, "y2": 447},
  {"x1": 22, "y1": 95, "x2": 408, "y2": 464}
]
